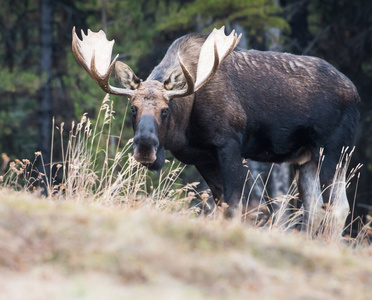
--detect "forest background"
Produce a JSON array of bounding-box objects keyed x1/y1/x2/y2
[{"x1": 0, "y1": 0, "x2": 371, "y2": 228}]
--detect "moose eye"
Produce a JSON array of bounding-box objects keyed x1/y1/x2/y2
[
  {"x1": 161, "y1": 107, "x2": 169, "y2": 119},
  {"x1": 131, "y1": 105, "x2": 138, "y2": 116}
]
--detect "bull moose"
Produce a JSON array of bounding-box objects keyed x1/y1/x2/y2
[{"x1": 72, "y1": 27, "x2": 360, "y2": 237}]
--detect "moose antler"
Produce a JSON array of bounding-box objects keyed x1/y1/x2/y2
[
  {"x1": 72, "y1": 27, "x2": 136, "y2": 98},
  {"x1": 166, "y1": 26, "x2": 241, "y2": 99}
]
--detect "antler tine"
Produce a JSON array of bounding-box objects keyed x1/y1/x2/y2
[
  {"x1": 165, "y1": 53, "x2": 195, "y2": 99},
  {"x1": 72, "y1": 27, "x2": 136, "y2": 98},
  {"x1": 194, "y1": 41, "x2": 219, "y2": 92},
  {"x1": 165, "y1": 27, "x2": 239, "y2": 100},
  {"x1": 194, "y1": 26, "x2": 238, "y2": 91}
]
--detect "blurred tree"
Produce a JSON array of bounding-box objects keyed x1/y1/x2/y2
[
  {"x1": 0, "y1": 0, "x2": 40, "y2": 158},
  {"x1": 39, "y1": 0, "x2": 54, "y2": 178},
  {"x1": 0, "y1": 0, "x2": 94, "y2": 159},
  {"x1": 157, "y1": 0, "x2": 289, "y2": 49}
]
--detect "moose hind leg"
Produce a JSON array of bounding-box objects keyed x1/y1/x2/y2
[
  {"x1": 297, "y1": 161, "x2": 324, "y2": 237},
  {"x1": 319, "y1": 156, "x2": 349, "y2": 239}
]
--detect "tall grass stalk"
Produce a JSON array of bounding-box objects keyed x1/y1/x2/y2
[
  {"x1": 1, "y1": 95, "x2": 188, "y2": 211},
  {"x1": 238, "y1": 148, "x2": 365, "y2": 242}
]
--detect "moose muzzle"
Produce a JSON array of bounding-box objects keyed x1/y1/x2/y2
[{"x1": 132, "y1": 115, "x2": 159, "y2": 165}]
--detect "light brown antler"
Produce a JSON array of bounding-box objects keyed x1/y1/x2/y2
[
  {"x1": 166, "y1": 26, "x2": 241, "y2": 99},
  {"x1": 72, "y1": 27, "x2": 136, "y2": 98}
]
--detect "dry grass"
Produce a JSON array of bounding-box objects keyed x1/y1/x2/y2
[
  {"x1": 1, "y1": 95, "x2": 191, "y2": 211},
  {"x1": 0, "y1": 95, "x2": 372, "y2": 299},
  {"x1": 0, "y1": 189, "x2": 372, "y2": 299}
]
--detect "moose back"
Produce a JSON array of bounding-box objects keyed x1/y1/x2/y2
[{"x1": 72, "y1": 27, "x2": 360, "y2": 237}]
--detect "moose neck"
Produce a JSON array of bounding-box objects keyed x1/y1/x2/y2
[{"x1": 163, "y1": 94, "x2": 195, "y2": 151}]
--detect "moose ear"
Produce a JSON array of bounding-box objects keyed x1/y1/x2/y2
[
  {"x1": 164, "y1": 67, "x2": 186, "y2": 90},
  {"x1": 115, "y1": 61, "x2": 141, "y2": 90}
]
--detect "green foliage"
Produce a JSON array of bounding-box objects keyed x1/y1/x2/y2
[
  {"x1": 0, "y1": 69, "x2": 39, "y2": 158},
  {"x1": 65, "y1": 52, "x2": 103, "y2": 118},
  {"x1": 103, "y1": 0, "x2": 159, "y2": 67},
  {"x1": 0, "y1": 0, "x2": 41, "y2": 159},
  {"x1": 157, "y1": 0, "x2": 289, "y2": 34},
  {"x1": 0, "y1": 69, "x2": 41, "y2": 94}
]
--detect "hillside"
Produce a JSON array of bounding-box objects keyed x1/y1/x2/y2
[{"x1": 0, "y1": 189, "x2": 371, "y2": 299}]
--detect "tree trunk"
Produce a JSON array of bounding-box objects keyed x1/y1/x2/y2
[
  {"x1": 266, "y1": 0, "x2": 282, "y2": 52},
  {"x1": 101, "y1": 0, "x2": 108, "y2": 33},
  {"x1": 289, "y1": 0, "x2": 310, "y2": 54},
  {"x1": 38, "y1": 0, "x2": 54, "y2": 188}
]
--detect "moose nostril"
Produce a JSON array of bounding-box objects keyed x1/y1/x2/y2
[
  {"x1": 153, "y1": 135, "x2": 159, "y2": 148},
  {"x1": 132, "y1": 138, "x2": 138, "y2": 149},
  {"x1": 133, "y1": 134, "x2": 158, "y2": 151}
]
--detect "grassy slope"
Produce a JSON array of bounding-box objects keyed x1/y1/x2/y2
[{"x1": 0, "y1": 189, "x2": 372, "y2": 300}]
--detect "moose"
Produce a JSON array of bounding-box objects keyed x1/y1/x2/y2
[{"x1": 72, "y1": 27, "x2": 360, "y2": 237}]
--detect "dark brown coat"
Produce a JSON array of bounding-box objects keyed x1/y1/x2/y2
[{"x1": 140, "y1": 33, "x2": 360, "y2": 224}]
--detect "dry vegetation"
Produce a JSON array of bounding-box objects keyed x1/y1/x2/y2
[
  {"x1": 1, "y1": 190, "x2": 372, "y2": 299},
  {"x1": 0, "y1": 96, "x2": 372, "y2": 299}
]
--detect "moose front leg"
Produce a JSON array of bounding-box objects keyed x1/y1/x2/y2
[
  {"x1": 216, "y1": 139, "x2": 246, "y2": 217},
  {"x1": 196, "y1": 162, "x2": 224, "y2": 205}
]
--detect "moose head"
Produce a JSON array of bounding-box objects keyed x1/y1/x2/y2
[{"x1": 72, "y1": 27, "x2": 240, "y2": 170}]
